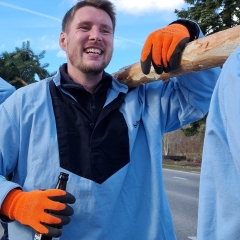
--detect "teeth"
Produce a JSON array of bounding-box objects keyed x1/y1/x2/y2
[{"x1": 86, "y1": 48, "x2": 101, "y2": 54}]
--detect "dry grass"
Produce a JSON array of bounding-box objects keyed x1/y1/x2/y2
[{"x1": 162, "y1": 159, "x2": 201, "y2": 172}]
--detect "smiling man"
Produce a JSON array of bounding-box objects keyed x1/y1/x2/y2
[
  {"x1": 0, "y1": 0, "x2": 220, "y2": 239},
  {"x1": 59, "y1": 5, "x2": 114, "y2": 92}
]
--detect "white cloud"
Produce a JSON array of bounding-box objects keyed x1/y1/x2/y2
[
  {"x1": 15, "y1": 38, "x2": 32, "y2": 47},
  {"x1": 39, "y1": 36, "x2": 60, "y2": 50},
  {"x1": 42, "y1": 42, "x2": 60, "y2": 51},
  {"x1": 66, "y1": 0, "x2": 184, "y2": 13},
  {"x1": 111, "y1": 0, "x2": 185, "y2": 14},
  {"x1": 40, "y1": 36, "x2": 46, "y2": 41},
  {"x1": 57, "y1": 50, "x2": 66, "y2": 58},
  {"x1": 233, "y1": 14, "x2": 239, "y2": 22},
  {"x1": 0, "y1": 44, "x2": 5, "y2": 51}
]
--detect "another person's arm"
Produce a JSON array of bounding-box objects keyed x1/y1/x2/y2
[
  {"x1": 0, "y1": 80, "x2": 75, "y2": 238},
  {"x1": 0, "y1": 77, "x2": 15, "y2": 104}
]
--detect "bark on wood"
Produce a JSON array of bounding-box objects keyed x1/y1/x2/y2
[{"x1": 112, "y1": 25, "x2": 240, "y2": 88}]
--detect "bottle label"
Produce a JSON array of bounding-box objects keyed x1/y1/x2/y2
[
  {"x1": 33, "y1": 233, "x2": 60, "y2": 240},
  {"x1": 33, "y1": 233, "x2": 42, "y2": 240}
]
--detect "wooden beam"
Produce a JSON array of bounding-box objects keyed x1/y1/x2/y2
[{"x1": 112, "y1": 25, "x2": 240, "y2": 88}]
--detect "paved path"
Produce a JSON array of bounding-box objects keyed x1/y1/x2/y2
[{"x1": 164, "y1": 169, "x2": 200, "y2": 240}]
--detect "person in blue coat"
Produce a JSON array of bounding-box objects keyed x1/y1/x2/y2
[
  {"x1": 0, "y1": 77, "x2": 15, "y2": 104},
  {"x1": 0, "y1": 77, "x2": 15, "y2": 240},
  {"x1": 197, "y1": 45, "x2": 240, "y2": 240},
  {"x1": 0, "y1": 1, "x2": 220, "y2": 239}
]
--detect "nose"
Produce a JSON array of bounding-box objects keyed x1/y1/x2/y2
[{"x1": 89, "y1": 28, "x2": 102, "y2": 42}]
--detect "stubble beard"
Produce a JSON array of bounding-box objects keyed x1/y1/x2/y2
[
  {"x1": 69, "y1": 50, "x2": 113, "y2": 75},
  {"x1": 77, "y1": 61, "x2": 108, "y2": 75}
]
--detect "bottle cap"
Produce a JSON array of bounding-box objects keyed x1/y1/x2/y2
[{"x1": 59, "y1": 172, "x2": 69, "y2": 181}]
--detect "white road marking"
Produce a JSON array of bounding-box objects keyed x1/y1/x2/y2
[
  {"x1": 188, "y1": 237, "x2": 197, "y2": 240},
  {"x1": 173, "y1": 176, "x2": 188, "y2": 181},
  {"x1": 163, "y1": 168, "x2": 200, "y2": 175}
]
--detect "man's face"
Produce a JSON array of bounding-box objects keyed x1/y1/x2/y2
[{"x1": 60, "y1": 6, "x2": 114, "y2": 75}]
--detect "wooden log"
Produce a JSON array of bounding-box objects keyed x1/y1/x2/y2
[{"x1": 112, "y1": 25, "x2": 240, "y2": 88}]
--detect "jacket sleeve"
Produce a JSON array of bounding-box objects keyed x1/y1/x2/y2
[
  {"x1": 0, "y1": 78, "x2": 19, "y2": 221},
  {"x1": 170, "y1": 19, "x2": 200, "y2": 41},
  {"x1": 0, "y1": 94, "x2": 22, "y2": 221},
  {"x1": 197, "y1": 45, "x2": 240, "y2": 240},
  {"x1": 143, "y1": 20, "x2": 220, "y2": 133},
  {"x1": 0, "y1": 78, "x2": 15, "y2": 104},
  {"x1": 218, "y1": 45, "x2": 240, "y2": 173}
]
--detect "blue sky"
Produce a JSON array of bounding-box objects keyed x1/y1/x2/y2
[{"x1": 0, "y1": 0, "x2": 186, "y2": 75}]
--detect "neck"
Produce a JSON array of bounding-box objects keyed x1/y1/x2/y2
[{"x1": 67, "y1": 66, "x2": 103, "y2": 93}]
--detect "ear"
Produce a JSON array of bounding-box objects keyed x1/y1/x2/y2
[{"x1": 59, "y1": 32, "x2": 67, "y2": 50}]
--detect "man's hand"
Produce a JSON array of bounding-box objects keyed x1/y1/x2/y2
[
  {"x1": 0, "y1": 189, "x2": 75, "y2": 237},
  {"x1": 140, "y1": 24, "x2": 190, "y2": 75}
]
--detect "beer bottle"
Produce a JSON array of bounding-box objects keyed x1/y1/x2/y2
[{"x1": 34, "y1": 172, "x2": 69, "y2": 240}]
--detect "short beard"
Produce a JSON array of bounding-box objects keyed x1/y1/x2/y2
[{"x1": 78, "y1": 62, "x2": 108, "y2": 75}]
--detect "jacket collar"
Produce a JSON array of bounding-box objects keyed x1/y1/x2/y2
[{"x1": 52, "y1": 65, "x2": 129, "y2": 98}]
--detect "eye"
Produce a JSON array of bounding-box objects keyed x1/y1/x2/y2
[
  {"x1": 101, "y1": 30, "x2": 109, "y2": 34},
  {"x1": 79, "y1": 25, "x2": 89, "y2": 31},
  {"x1": 100, "y1": 28, "x2": 112, "y2": 35}
]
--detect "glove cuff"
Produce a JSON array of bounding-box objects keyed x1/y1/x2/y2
[
  {"x1": 0, "y1": 188, "x2": 22, "y2": 220},
  {"x1": 169, "y1": 19, "x2": 200, "y2": 41}
]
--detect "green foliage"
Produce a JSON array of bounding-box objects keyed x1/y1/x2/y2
[
  {"x1": 175, "y1": 0, "x2": 240, "y2": 136},
  {"x1": 181, "y1": 115, "x2": 207, "y2": 137},
  {"x1": 175, "y1": 0, "x2": 240, "y2": 36},
  {"x1": 0, "y1": 41, "x2": 56, "y2": 89}
]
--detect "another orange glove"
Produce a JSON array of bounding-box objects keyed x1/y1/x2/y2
[
  {"x1": 0, "y1": 188, "x2": 75, "y2": 237},
  {"x1": 140, "y1": 24, "x2": 190, "y2": 75}
]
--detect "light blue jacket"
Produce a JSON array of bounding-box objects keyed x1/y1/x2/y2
[
  {"x1": 0, "y1": 77, "x2": 15, "y2": 104},
  {"x1": 198, "y1": 46, "x2": 240, "y2": 240},
  {"x1": 0, "y1": 65, "x2": 219, "y2": 239}
]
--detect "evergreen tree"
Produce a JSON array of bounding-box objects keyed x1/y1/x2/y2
[
  {"x1": 0, "y1": 41, "x2": 56, "y2": 89},
  {"x1": 175, "y1": 0, "x2": 240, "y2": 136},
  {"x1": 175, "y1": 0, "x2": 240, "y2": 35}
]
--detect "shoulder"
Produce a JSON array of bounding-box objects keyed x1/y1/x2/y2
[
  {"x1": 2, "y1": 77, "x2": 54, "y2": 112},
  {"x1": 0, "y1": 77, "x2": 15, "y2": 90},
  {"x1": 0, "y1": 78, "x2": 15, "y2": 103},
  {"x1": 15, "y1": 77, "x2": 53, "y2": 96},
  {"x1": 218, "y1": 45, "x2": 240, "y2": 89}
]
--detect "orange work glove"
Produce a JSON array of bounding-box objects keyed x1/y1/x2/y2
[
  {"x1": 0, "y1": 188, "x2": 75, "y2": 238},
  {"x1": 140, "y1": 24, "x2": 190, "y2": 75}
]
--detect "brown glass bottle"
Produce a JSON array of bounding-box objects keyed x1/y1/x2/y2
[{"x1": 33, "y1": 172, "x2": 69, "y2": 240}]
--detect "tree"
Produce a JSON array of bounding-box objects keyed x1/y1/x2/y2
[
  {"x1": 175, "y1": 0, "x2": 240, "y2": 36},
  {"x1": 0, "y1": 41, "x2": 56, "y2": 89},
  {"x1": 163, "y1": 128, "x2": 204, "y2": 161},
  {"x1": 175, "y1": 0, "x2": 240, "y2": 136}
]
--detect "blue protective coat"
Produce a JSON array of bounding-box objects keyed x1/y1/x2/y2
[
  {"x1": 0, "y1": 78, "x2": 15, "y2": 104},
  {"x1": 0, "y1": 65, "x2": 219, "y2": 239},
  {"x1": 198, "y1": 46, "x2": 240, "y2": 240}
]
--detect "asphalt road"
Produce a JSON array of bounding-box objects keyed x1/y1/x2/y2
[
  {"x1": 163, "y1": 168, "x2": 200, "y2": 240},
  {"x1": 0, "y1": 169, "x2": 200, "y2": 240},
  {"x1": 0, "y1": 227, "x2": 2, "y2": 239}
]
